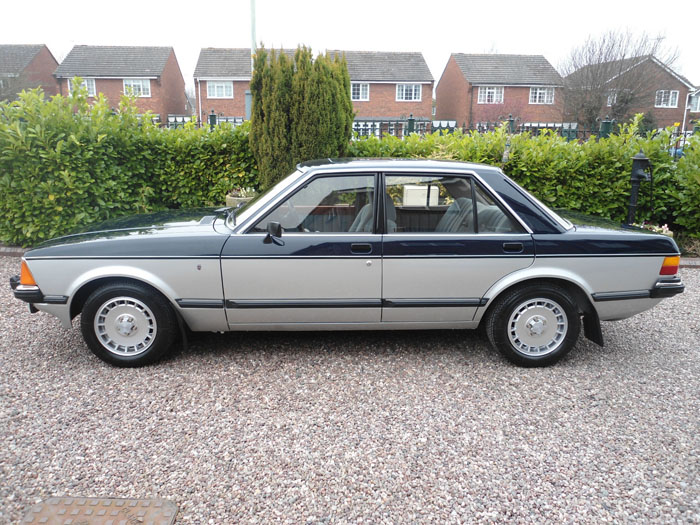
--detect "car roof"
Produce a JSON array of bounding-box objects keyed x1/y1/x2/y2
[{"x1": 297, "y1": 158, "x2": 502, "y2": 174}]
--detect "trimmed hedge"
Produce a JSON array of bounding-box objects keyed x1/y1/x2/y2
[
  {"x1": 1, "y1": 89, "x2": 698, "y2": 247},
  {"x1": 0, "y1": 88, "x2": 257, "y2": 246},
  {"x1": 348, "y1": 118, "x2": 700, "y2": 235}
]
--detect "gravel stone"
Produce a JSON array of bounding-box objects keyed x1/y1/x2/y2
[{"x1": 0, "y1": 256, "x2": 698, "y2": 524}]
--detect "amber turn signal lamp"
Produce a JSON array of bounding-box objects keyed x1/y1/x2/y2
[
  {"x1": 659, "y1": 256, "x2": 680, "y2": 275},
  {"x1": 20, "y1": 260, "x2": 37, "y2": 286}
]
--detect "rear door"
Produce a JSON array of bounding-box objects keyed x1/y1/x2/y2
[{"x1": 381, "y1": 173, "x2": 534, "y2": 323}]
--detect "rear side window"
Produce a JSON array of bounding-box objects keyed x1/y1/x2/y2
[{"x1": 384, "y1": 174, "x2": 523, "y2": 234}]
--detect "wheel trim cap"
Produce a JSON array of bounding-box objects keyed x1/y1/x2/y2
[
  {"x1": 508, "y1": 298, "x2": 568, "y2": 357},
  {"x1": 94, "y1": 297, "x2": 157, "y2": 357}
]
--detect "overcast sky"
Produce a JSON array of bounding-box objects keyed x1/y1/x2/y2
[{"x1": 6, "y1": 0, "x2": 699, "y2": 93}]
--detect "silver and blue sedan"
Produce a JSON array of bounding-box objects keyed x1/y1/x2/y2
[{"x1": 10, "y1": 159, "x2": 684, "y2": 367}]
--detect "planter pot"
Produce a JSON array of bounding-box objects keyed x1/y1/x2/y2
[{"x1": 226, "y1": 195, "x2": 254, "y2": 207}]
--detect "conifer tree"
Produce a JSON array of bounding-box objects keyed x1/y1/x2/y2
[{"x1": 250, "y1": 45, "x2": 355, "y2": 188}]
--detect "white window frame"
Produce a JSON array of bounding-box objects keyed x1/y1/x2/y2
[
  {"x1": 123, "y1": 78, "x2": 151, "y2": 98},
  {"x1": 351, "y1": 82, "x2": 369, "y2": 101},
  {"x1": 477, "y1": 86, "x2": 504, "y2": 104},
  {"x1": 68, "y1": 78, "x2": 96, "y2": 97},
  {"x1": 396, "y1": 83, "x2": 422, "y2": 102},
  {"x1": 690, "y1": 94, "x2": 700, "y2": 112},
  {"x1": 655, "y1": 90, "x2": 679, "y2": 108},
  {"x1": 207, "y1": 81, "x2": 234, "y2": 99},
  {"x1": 529, "y1": 87, "x2": 554, "y2": 105},
  {"x1": 606, "y1": 91, "x2": 617, "y2": 107}
]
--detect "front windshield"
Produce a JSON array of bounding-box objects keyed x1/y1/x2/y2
[{"x1": 227, "y1": 169, "x2": 305, "y2": 228}]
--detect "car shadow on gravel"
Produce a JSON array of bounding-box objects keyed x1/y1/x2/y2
[{"x1": 176, "y1": 328, "x2": 494, "y2": 361}]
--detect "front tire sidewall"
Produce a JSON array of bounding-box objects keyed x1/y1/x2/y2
[
  {"x1": 80, "y1": 282, "x2": 176, "y2": 367},
  {"x1": 487, "y1": 284, "x2": 580, "y2": 367}
]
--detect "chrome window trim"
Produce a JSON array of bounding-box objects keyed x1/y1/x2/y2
[{"x1": 233, "y1": 166, "x2": 534, "y2": 236}]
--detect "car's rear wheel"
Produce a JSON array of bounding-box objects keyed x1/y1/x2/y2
[
  {"x1": 80, "y1": 281, "x2": 176, "y2": 367},
  {"x1": 485, "y1": 283, "x2": 580, "y2": 367}
]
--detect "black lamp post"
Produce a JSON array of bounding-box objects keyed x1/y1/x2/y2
[{"x1": 626, "y1": 150, "x2": 651, "y2": 225}]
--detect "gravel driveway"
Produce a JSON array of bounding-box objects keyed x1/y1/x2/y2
[{"x1": 1, "y1": 256, "x2": 698, "y2": 524}]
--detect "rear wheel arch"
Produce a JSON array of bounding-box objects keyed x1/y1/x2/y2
[
  {"x1": 485, "y1": 281, "x2": 581, "y2": 366},
  {"x1": 481, "y1": 276, "x2": 595, "y2": 323}
]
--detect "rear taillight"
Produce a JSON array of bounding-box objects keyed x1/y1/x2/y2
[
  {"x1": 659, "y1": 256, "x2": 680, "y2": 276},
  {"x1": 20, "y1": 260, "x2": 37, "y2": 286}
]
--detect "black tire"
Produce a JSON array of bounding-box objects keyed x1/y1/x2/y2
[
  {"x1": 80, "y1": 281, "x2": 177, "y2": 367},
  {"x1": 485, "y1": 283, "x2": 581, "y2": 367}
]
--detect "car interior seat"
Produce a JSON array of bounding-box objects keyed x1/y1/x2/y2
[
  {"x1": 435, "y1": 197, "x2": 473, "y2": 232},
  {"x1": 349, "y1": 194, "x2": 397, "y2": 232}
]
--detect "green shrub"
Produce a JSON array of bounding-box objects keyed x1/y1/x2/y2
[
  {"x1": 673, "y1": 136, "x2": 700, "y2": 236},
  {"x1": 0, "y1": 86, "x2": 258, "y2": 246}
]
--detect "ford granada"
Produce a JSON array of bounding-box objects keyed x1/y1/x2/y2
[{"x1": 10, "y1": 159, "x2": 684, "y2": 367}]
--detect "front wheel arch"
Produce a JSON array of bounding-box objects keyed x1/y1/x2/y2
[
  {"x1": 70, "y1": 277, "x2": 177, "y2": 320},
  {"x1": 79, "y1": 280, "x2": 179, "y2": 367}
]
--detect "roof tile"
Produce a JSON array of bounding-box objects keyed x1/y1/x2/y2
[
  {"x1": 194, "y1": 48, "x2": 433, "y2": 82},
  {"x1": 0, "y1": 44, "x2": 44, "y2": 76},
  {"x1": 54, "y1": 45, "x2": 173, "y2": 78},
  {"x1": 452, "y1": 54, "x2": 562, "y2": 86}
]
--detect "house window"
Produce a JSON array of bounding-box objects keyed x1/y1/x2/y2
[
  {"x1": 68, "y1": 78, "x2": 96, "y2": 97},
  {"x1": 655, "y1": 90, "x2": 678, "y2": 108},
  {"x1": 477, "y1": 86, "x2": 504, "y2": 104},
  {"x1": 690, "y1": 94, "x2": 700, "y2": 112},
  {"x1": 396, "y1": 84, "x2": 422, "y2": 102},
  {"x1": 351, "y1": 83, "x2": 369, "y2": 101},
  {"x1": 123, "y1": 79, "x2": 151, "y2": 97},
  {"x1": 529, "y1": 87, "x2": 554, "y2": 105},
  {"x1": 607, "y1": 91, "x2": 617, "y2": 107},
  {"x1": 207, "y1": 81, "x2": 234, "y2": 99}
]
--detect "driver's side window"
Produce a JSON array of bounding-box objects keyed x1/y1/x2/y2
[{"x1": 250, "y1": 174, "x2": 376, "y2": 233}]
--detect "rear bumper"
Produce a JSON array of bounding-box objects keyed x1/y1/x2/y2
[
  {"x1": 592, "y1": 276, "x2": 684, "y2": 302},
  {"x1": 650, "y1": 276, "x2": 685, "y2": 298}
]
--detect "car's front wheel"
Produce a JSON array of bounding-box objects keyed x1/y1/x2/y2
[
  {"x1": 80, "y1": 281, "x2": 176, "y2": 367},
  {"x1": 485, "y1": 283, "x2": 581, "y2": 367}
]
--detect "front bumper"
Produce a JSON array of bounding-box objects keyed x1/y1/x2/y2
[{"x1": 9, "y1": 276, "x2": 68, "y2": 305}]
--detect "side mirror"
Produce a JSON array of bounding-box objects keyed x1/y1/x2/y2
[{"x1": 263, "y1": 221, "x2": 284, "y2": 245}]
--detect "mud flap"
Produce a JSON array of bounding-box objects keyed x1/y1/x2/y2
[{"x1": 583, "y1": 310, "x2": 604, "y2": 347}]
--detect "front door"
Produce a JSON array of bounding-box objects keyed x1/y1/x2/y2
[{"x1": 221, "y1": 173, "x2": 382, "y2": 326}]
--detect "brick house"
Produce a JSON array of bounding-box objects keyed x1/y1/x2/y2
[
  {"x1": 688, "y1": 87, "x2": 700, "y2": 131},
  {"x1": 193, "y1": 48, "x2": 434, "y2": 132},
  {"x1": 0, "y1": 44, "x2": 59, "y2": 100},
  {"x1": 436, "y1": 54, "x2": 564, "y2": 128},
  {"x1": 193, "y1": 48, "x2": 256, "y2": 126},
  {"x1": 333, "y1": 50, "x2": 433, "y2": 120},
  {"x1": 54, "y1": 45, "x2": 187, "y2": 123},
  {"x1": 565, "y1": 56, "x2": 695, "y2": 131}
]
